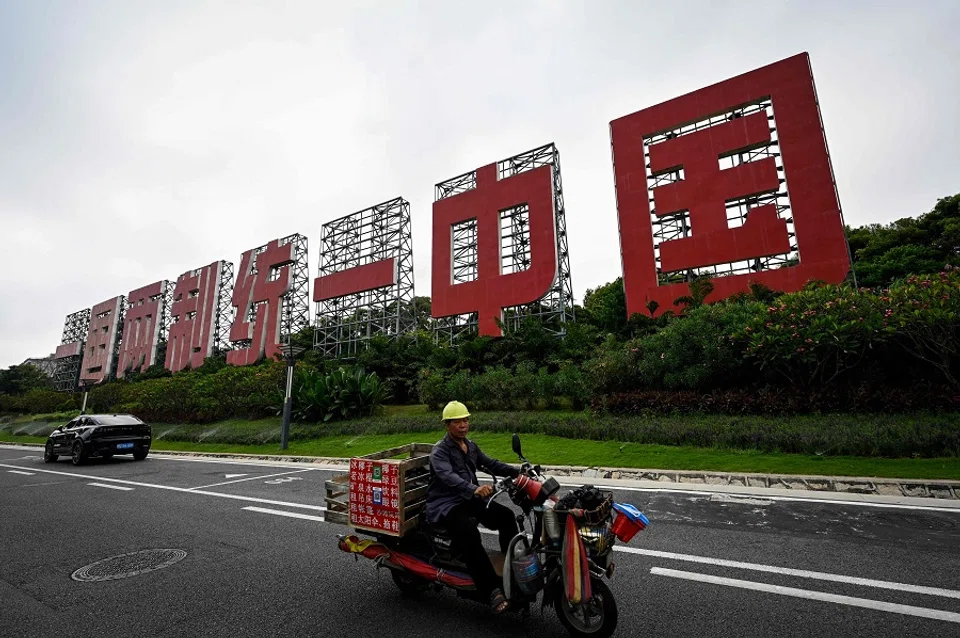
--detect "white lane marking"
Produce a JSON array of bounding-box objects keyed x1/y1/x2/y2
[
  {"x1": 89, "y1": 482, "x2": 134, "y2": 491},
  {"x1": 0, "y1": 463, "x2": 326, "y2": 512},
  {"x1": 8, "y1": 470, "x2": 35, "y2": 476},
  {"x1": 243, "y1": 506, "x2": 326, "y2": 522},
  {"x1": 145, "y1": 454, "x2": 960, "y2": 514},
  {"x1": 151, "y1": 455, "x2": 345, "y2": 471},
  {"x1": 27, "y1": 451, "x2": 951, "y2": 514},
  {"x1": 651, "y1": 567, "x2": 960, "y2": 624},
  {"x1": 480, "y1": 529, "x2": 960, "y2": 600},
  {"x1": 556, "y1": 482, "x2": 960, "y2": 513},
  {"x1": 189, "y1": 469, "x2": 312, "y2": 490},
  {"x1": 618, "y1": 546, "x2": 960, "y2": 599},
  {"x1": 225, "y1": 474, "x2": 247, "y2": 479}
]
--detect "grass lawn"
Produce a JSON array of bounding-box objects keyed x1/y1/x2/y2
[{"x1": 4, "y1": 427, "x2": 958, "y2": 481}]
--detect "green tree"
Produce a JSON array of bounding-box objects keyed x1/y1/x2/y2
[
  {"x1": 0, "y1": 364, "x2": 51, "y2": 395},
  {"x1": 847, "y1": 193, "x2": 959, "y2": 287},
  {"x1": 581, "y1": 278, "x2": 628, "y2": 337}
]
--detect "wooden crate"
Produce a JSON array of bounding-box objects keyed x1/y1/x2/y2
[{"x1": 324, "y1": 443, "x2": 434, "y2": 537}]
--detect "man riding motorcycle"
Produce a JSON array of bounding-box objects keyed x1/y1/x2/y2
[{"x1": 425, "y1": 401, "x2": 520, "y2": 614}]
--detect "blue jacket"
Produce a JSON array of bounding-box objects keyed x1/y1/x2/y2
[{"x1": 425, "y1": 434, "x2": 519, "y2": 523}]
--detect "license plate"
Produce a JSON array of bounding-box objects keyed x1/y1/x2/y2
[{"x1": 116, "y1": 443, "x2": 134, "y2": 450}]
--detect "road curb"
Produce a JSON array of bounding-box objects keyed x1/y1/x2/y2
[{"x1": 5, "y1": 442, "x2": 957, "y2": 502}]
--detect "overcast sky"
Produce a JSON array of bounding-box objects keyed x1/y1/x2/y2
[{"x1": 1, "y1": 0, "x2": 958, "y2": 367}]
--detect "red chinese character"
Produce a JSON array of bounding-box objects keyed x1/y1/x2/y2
[
  {"x1": 314, "y1": 258, "x2": 396, "y2": 302},
  {"x1": 117, "y1": 281, "x2": 168, "y2": 378},
  {"x1": 79, "y1": 296, "x2": 124, "y2": 385},
  {"x1": 227, "y1": 239, "x2": 295, "y2": 366},
  {"x1": 610, "y1": 53, "x2": 850, "y2": 317},
  {"x1": 165, "y1": 262, "x2": 224, "y2": 373},
  {"x1": 432, "y1": 162, "x2": 558, "y2": 337}
]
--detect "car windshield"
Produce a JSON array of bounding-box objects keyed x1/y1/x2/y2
[{"x1": 94, "y1": 416, "x2": 143, "y2": 425}]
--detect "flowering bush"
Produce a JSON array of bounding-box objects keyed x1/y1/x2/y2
[
  {"x1": 735, "y1": 284, "x2": 893, "y2": 387},
  {"x1": 885, "y1": 270, "x2": 960, "y2": 386}
]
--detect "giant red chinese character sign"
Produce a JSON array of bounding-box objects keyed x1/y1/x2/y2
[
  {"x1": 313, "y1": 197, "x2": 417, "y2": 358},
  {"x1": 432, "y1": 144, "x2": 573, "y2": 338},
  {"x1": 610, "y1": 52, "x2": 850, "y2": 317},
  {"x1": 79, "y1": 296, "x2": 125, "y2": 385},
  {"x1": 227, "y1": 236, "x2": 309, "y2": 366},
  {"x1": 116, "y1": 280, "x2": 169, "y2": 378},
  {"x1": 348, "y1": 458, "x2": 402, "y2": 535},
  {"x1": 165, "y1": 261, "x2": 232, "y2": 373}
]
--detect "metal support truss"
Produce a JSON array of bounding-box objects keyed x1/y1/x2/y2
[
  {"x1": 108, "y1": 296, "x2": 126, "y2": 382},
  {"x1": 214, "y1": 260, "x2": 235, "y2": 354},
  {"x1": 145, "y1": 282, "x2": 173, "y2": 372},
  {"x1": 432, "y1": 143, "x2": 575, "y2": 344},
  {"x1": 644, "y1": 99, "x2": 798, "y2": 286},
  {"x1": 53, "y1": 309, "x2": 90, "y2": 392},
  {"x1": 279, "y1": 234, "x2": 310, "y2": 344},
  {"x1": 314, "y1": 197, "x2": 418, "y2": 359}
]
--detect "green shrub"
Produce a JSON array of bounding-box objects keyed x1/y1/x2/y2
[
  {"x1": 636, "y1": 302, "x2": 759, "y2": 390},
  {"x1": 292, "y1": 366, "x2": 390, "y2": 423},
  {"x1": 581, "y1": 335, "x2": 644, "y2": 395}
]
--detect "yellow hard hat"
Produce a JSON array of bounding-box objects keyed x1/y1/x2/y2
[{"x1": 441, "y1": 400, "x2": 471, "y2": 421}]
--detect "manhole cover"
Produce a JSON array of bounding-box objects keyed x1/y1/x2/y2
[{"x1": 72, "y1": 549, "x2": 187, "y2": 582}]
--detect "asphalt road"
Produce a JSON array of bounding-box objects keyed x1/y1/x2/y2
[{"x1": 2, "y1": 446, "x2": 959, "y2": 638}]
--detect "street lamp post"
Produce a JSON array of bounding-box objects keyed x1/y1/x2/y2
[
  {"x1": 79, "y1": 379, "x2": 97, "y2": 415},
  {"x1": 279, "y1": 344, "x2": 305, "y2": 450}
]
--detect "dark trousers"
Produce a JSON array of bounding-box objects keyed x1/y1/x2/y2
[{"x1": 441, "y1": 500, "x2": 519, "y2": 598}]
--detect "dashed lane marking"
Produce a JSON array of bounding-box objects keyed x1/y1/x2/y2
[
  {"x1": 8, "y1": 470, "x2": 34, "y2": 476},
  {"x1": 242, "y1": 506, "x2": 326, "y2": 522},
  {"x1": 0, "y1": 463, "x2": 326, "y2": 512},
  {"x1": 88, "y1": 482, "x2": 134, "y2": 491}
]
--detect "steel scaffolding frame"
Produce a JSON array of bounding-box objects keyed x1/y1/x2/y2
[
  {"x1": 643, "y1": 100, "x2": 798, "y2": 286},
  {"x1": 52, "y1": 309, "x2": 90, "y2": 391},
  {"x1": 279, "y1": 233, "x2": 310, "y2": 344},
  {"x1": 433, "y1": 143, "x2": 575, "y2": 343},
  {"x1": 314, "y1": 197, "x2": 417, "y2": 359},
  {"x1": 215, "y1": 260, "x2": 235, "y2": 354}
]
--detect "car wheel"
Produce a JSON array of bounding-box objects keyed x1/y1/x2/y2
[
  {"x1": 133, "y1": 448, "x2": 148, "y2": 461},
  {"x1": 71, "y1": 441, "x2": 87, "y2": 466},
  {"x1": 44, "y1": 442, "x2": 58, "y2": 463}
]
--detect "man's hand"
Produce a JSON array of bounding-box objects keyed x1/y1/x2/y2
[{"x1": 474, "y1": 485, "x2": 493, "y2": 499}]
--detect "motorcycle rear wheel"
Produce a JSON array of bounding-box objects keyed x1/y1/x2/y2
[
  {"x1": 554, "y1": 577, "x2": 618, "y2": 638},
  {"x1": 390, "y1": 569, "x2": 429, "y2": 597}
]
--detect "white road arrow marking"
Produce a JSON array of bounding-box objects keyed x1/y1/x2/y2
[{"x1": 265, "y1": 476, "x2": 303, "y2": 485}]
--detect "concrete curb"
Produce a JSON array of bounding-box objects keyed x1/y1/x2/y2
[{"x1": 5, "y1": 442, "x2": 957, "y2": 502}]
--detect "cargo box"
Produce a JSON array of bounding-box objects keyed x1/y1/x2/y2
[{"x1": 324, "y1": 443, "x2": 434, "y2": 537}]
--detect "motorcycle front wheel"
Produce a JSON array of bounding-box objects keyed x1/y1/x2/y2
[{"x1": 554, "y1": 577, "x2": 618, "y2": 638}]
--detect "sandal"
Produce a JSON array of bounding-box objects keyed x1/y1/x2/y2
[{"x1": 490, "y1": 588, "x2": 509, "y2": 614}]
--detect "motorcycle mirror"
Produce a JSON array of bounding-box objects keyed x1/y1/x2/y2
[{"x1": 512, "y1": 433, "x2": 525, "y2": 461}]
